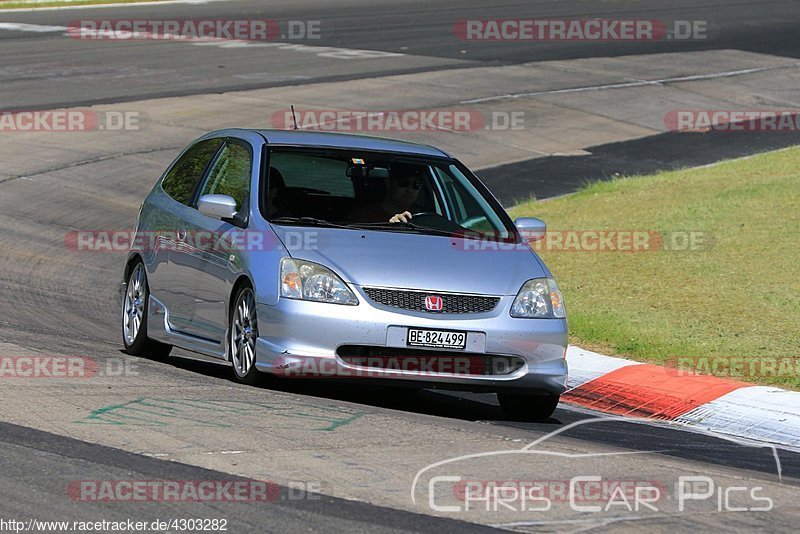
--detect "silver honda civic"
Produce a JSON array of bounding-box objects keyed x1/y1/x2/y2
[{"x1": 121, "y1": 128, "x2": 568, "y2": 420}]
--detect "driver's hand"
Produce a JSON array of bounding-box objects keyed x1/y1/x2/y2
[{"x1": 389, "y1": 211, "x2": 413, "y2": 223}]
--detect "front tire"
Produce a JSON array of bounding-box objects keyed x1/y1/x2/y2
[
  {"x1": 122, "y1": 261, "x2": 172, "y2": 359},
  {"x1": 229, "y1": 285, "x2": 262, "y2": 385},
  {"x1": 497, "y1": 392, "x2": 560, "y2": 421}
]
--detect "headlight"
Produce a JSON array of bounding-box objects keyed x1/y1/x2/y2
[
  {"x1": 510, "y1": 278, "x2": 566, "y2": 318},
  {"x1": 280, "y1": 258, "x2": 358, "y2": 305}
]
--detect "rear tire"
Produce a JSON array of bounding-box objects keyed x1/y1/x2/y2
[
  {"x1": 122, "y1": 261, "x2": 172, "y2": 359},
  {"x1": 229, "y1": 285, "x2": 262, "y2": 386},
  {"x1": 497, "y1": 392, "x2": 560, "y2": 421}
]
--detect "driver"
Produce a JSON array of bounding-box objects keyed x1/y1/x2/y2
[
  {"x1": 267, "y1": 167, "x2": 291, "y2": 219},
  {"x1": 348, "y1": 162, "x2": 424, "y2": 223}
]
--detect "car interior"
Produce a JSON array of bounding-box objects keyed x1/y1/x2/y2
[{"x1": 267, "y1": 155, "x2": 437, "y2": 222}]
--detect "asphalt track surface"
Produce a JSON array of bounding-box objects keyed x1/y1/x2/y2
[
  {"x1": 0, "y1": 421, "x2": 498, "y2": 533},
  {"x1": 3, "y1": 0, "x2": 800, "y2": 201},
  {"x1": 0, "y1": 0, "x2": 798, "y2": 110},
  {"x1": 1, "y1": 0, "x2": 800, "y2": 532}
]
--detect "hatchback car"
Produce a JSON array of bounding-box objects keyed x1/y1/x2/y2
[{"x1": 121, "y1": 129, "x2": 568, "y2": 420}]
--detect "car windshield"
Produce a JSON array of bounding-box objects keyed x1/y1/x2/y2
[{"x1": 264, "y1": 147, "x2": 515, "y2": 240}]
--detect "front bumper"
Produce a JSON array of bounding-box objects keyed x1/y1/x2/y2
[{"x1": 255, "y1": 288, "x2": 568, "y2": 395}]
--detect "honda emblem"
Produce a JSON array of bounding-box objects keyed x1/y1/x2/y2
[{"x1": 424, "y1": 295, "x2": 444, "y2": 312}]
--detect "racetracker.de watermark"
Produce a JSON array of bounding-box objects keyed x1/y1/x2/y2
[
  {"x1": 670, "y1": 356, "x2": 800, "y2": 379},
  {"x1": 665, "y1": 110, "x2": 800, "y2": 132},
  {"x1": 274, "y1": 353, "x2": 522, "y2": 378},
  {"x1": 68, "y1": 480, "x2": 321, "y2": 502},
  {"x1": 453, "y1": 19, "x2": 708, "y2": 41},
  {"x1": 67, "y1": 19, "x2": 320, "y2": 41},
  {"x1": 65, "y1": 229, "x2": 714, "y2": 253},
  {"x1": 0, "y1": 110, "x2": 146, "y2": 132},
  {"x1": 0, "y1": 356, "x2": 136, "y2": 378},
  {"x1": 456, "y1": 230, "x2": 714, "y2": 252},
  {"x1": 271, "y1": 109, "x2": 525, "y2": 132},
  {"x1": 64, "y1": 229, "x2": 321, "y2": 253}
]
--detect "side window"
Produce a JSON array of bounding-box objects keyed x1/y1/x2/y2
[
  {"x1": 433, "y1": 165, "x2": 507, "y2": 237},
  {"x1": 161, "y1": 138, "x2": 223, "y2": 204},
  {"x1": 199, "y1": 141, "x2": 252, "y2": 211},
  {"x1": 434, "y1": 167, "x2": 475, "y2": 223}
]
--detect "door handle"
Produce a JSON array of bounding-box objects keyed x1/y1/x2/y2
[{"x1": 176, "y1": 228, "x2": 187, "y2": 242}]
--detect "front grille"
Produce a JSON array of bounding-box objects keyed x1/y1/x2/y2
[
  {"x1": 362, "y1": 287, "x2": 499, "y2": 314},
  {"x1": 337, "y1": 346, "x2": 524, "y2": 376}
]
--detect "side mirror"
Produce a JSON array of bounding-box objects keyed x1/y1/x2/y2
[
  {"x1": 198, "y1": 194, "x2": 237, "y2": 220},
  {"x1": 514, "y1": 217, "x2": 546, "y2": 242}
]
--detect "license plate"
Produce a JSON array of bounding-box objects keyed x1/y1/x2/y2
[{"x1": 407, "y1": 328, "x2": 467, "y2": 349}]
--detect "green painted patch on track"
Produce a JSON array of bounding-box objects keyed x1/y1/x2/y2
[{"x1": 76, "y1": 397, "x2": 365, "y2": 431}]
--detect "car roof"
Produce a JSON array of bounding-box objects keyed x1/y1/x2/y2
[{"x1": 250, "y1": 129, "x2": 452, "y2": 158}]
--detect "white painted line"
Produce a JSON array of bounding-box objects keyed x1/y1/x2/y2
[
  {"x1": 461, "y1": 65, "x2": 799, "y2": 104},
  {"x1": 189, "y1": 38, "x2": 403, "y2": 59},
  {"x1": 0, "y1": 0, "x2": 225, "y2": 13},
  {"x1": 0, "y1": 22, "x2": 404, "y2": 60},
  {"x1": 0, "y1": 22, "x2": 66, "y2": 32}
]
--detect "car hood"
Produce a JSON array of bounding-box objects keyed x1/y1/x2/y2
[{"x1": 272, "y1": 226, "x2": 546, "y2": 296}]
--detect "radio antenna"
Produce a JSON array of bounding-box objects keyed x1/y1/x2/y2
[{"x1": 290, "y1": 105, "x2": 299, "y2": 130}]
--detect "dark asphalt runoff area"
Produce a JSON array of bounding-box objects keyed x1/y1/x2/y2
[{"x1": 479, "y1": 126, "x2": 800, "y2": 204}]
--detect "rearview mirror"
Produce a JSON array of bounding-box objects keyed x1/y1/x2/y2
[
  {"x1": 198, "y1": 194, "x2": 237, "y2": 220},
  {"x1": 514, "y1": 217, "x2": 546, "y2": 242},
  {"x1": 369, "y1": 167, "x2": 389, "y2": 179}
]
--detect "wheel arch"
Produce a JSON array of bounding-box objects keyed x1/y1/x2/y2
[
  {"x1": 228, "y1": 275, "x2": 255, "y2": 319},
  {"x1": 226, "y1": 275, "x2": 255, "y2": 361},
  {"x1": 123, "y1": 252, "x2": 144, "y2": 283}
]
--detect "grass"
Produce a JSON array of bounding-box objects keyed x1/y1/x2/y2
[
  {"x1": 508, "y1": 147, "x2": 800, "y2": 388},
  {"x1": 0, "y1": 0, "x2": 168, "y2": 9}
]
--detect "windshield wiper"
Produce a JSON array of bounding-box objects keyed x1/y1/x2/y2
[
  {"x1": 270, "y1": 217, "x2": 352, "y2": 230},
  {"x1": 350, "y1": 220, "x2": 457, "y2": 237},
  {"x1": 271, "y1": 217, "x2": 458, "y2": 237}
]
